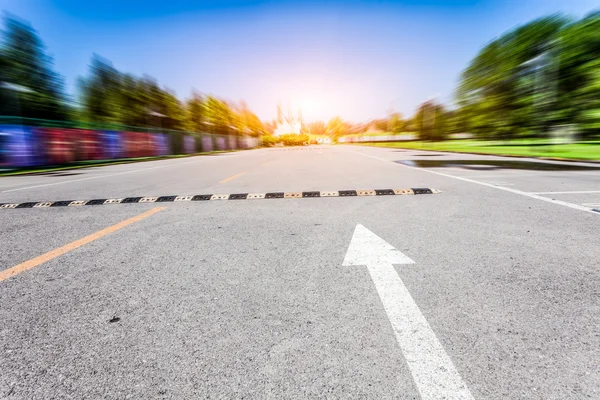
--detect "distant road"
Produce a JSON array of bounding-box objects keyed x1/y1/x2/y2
[{"x1": 1, "y1": 145, "x2": 599, "y2": 399}]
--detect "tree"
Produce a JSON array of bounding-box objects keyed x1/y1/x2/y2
[
  {"x1": 157, "y1": 89, "x2": 186, "y2": 131},
  {"x1": 0, "y1": 47, "x2": 11, "y2": 114},
  {"x1": 79, "y1": 55, "x2": 122, "y2": 123},
  {"x1": 326, "y1": 116, "x2": 347, "y2": 142},
  {"x1": 203, "y1": 95, "x2": 235, "y2": 135},
  {"x1": 0, "y1": 14, "x2": 68, "y2": 120},
  {"x1": 456, "y1": 16, "x2": 568, "y2": 139},
  {"x1": 79, "y1": 57, "x2": 188, "y2": 130},
  {"x1": 185, "y1": 91, "x2": 205, "y2": 132},
  {"x1": 117, "y1": 73, "x2": 147, "y2": 126},
  {"x1": 557, "y1": 12, "x2": 600, "y2": 137},
  {"x1": 375, "y1": 119, "x2": 388, "y2": 131},
  {"x1": 387, "y1": 112, "x2": 405, "y2": 133},
  {"x1": 403, "y1": 117, "x2": 416, "y2": 132},
  {"x1": 414, "y1": 101, "x2": 446, "y2": 141},
  {"x1": 235, "y1": 101, "x2": 265, "y2": 136},
  {"x1": 444, "y1": 109, "x2": 468, "y2": 136},
  {"x1": 305, "y1": 120, "x2": 326, "y2": 136}
]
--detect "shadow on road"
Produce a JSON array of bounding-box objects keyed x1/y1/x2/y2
[{"x1": 397, "y1": 159, "x2": 600, "y2": 171}]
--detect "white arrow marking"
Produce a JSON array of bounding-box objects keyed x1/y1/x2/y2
[{"x1": 344, "y1": 224, "x2": 474, "y2": 400}]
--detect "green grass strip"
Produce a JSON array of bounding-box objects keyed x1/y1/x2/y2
[{"x1": 360, "y1": 140, "x2": 600, "y2": 161}]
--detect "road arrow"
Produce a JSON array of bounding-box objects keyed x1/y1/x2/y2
[{"x1": 344, "y1": 224, "x2": 474, "y2": 400}]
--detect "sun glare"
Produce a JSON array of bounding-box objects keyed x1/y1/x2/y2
[{"x1": 299, "y1": 97, "x2": 326, "y2": 120}]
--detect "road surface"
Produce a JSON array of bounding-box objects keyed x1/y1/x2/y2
[{"x1": 1, "y1": 145, "x2": 599, "y2": 399}]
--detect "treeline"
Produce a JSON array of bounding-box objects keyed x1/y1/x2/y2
[
  {"x1": 0, "y1": 14, "x2": 265, "y2": 136},
  {"x1": 3, "y1": 11, "x2": 599, "y2": 142},
  {"x1": 449, "y1": 12, "x2": 600, "y2": 140},
  {"x1": 313, "y1": 12, "x2": 600, "y2": 142},
  {"x1": 298, "y1": 114, "x2": 413, "y2": 142}
]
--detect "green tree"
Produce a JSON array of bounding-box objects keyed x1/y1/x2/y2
[
  {"x1": 403, "y1": 117, "x2": 416, "y2": 132},
  {"x1": 155, "y1": 89, "x2": 185, "y2": 130},
  {"x1": 0, "y1": 14, "x2": 68, "y2": 120},
  {"x1": 415, "y1": 101, "x2": 446, "y2": 141},
  {"x1": 117, "y1": 73, "x2": 147, "y2": 126},
  {"x1": 203, "y1": 95, "x2": 235, "y2": 135},
  {"x1": 79, "y1": 55, "x2": 122, "y2": 123},
  {"x1": 558, "y1": 12, "x2": 600, "y2": 136},
  {"x1": 456, "y1": 16, "x2": 568, "y2": 139},
  {"x1": 185, "y1": 92, "x2": 205, "y2": 132},
  {"x1": 80, "y1": 57, "x2": 188, "y2": 130},
  {"x1": 387, "y1": 112, "x2": 405, "y2": 133},
  {"x1": 444, "y1": 109, "x2": 468, "y2": 136}
]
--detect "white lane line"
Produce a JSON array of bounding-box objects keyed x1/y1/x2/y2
[
  {"x1": 530, "y1": 190, "x2": 600, "y2": 195},
  {"x1": 483, "y1": 182, "x2": 514, "y2": 186},
  {"x1": 454, "y1": 174, "x2": 543, "y2": 179},
  {"x1": 344, "y1": 224, "x2": 474, "y2": 400},
  {"x1": 0, "y1": 158, "x2": 203, "y2": 193},
  {"x1": 460, "y1": 170, "x2": 600, "y2": 178},
  {"x1": 357, "y1": 152, "x2": 600, "y2": 215}
]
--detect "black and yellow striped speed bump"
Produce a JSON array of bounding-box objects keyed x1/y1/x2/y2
[{"x1": 0, "y1": 188, "x2": 441, "y2": 209}]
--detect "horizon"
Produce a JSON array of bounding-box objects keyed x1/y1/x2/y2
[{"x1": 1, "y1": 0, "x2": 598, "y2": 123}]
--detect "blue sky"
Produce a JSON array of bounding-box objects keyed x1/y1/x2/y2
[{"x1": 1, "y1": 0, "x2": 598, "y2": 122}]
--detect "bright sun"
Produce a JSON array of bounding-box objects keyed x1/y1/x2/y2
[{"x1": 299, "y1": 97, "x2": 325, "y2": 119}]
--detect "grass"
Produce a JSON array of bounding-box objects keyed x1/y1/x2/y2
[
  {"x1": 362, "y1": 139, "x2": 600, "y2": 161},
  {"x1": 0, "y1": 150, "x2": 238, "y2": 176}
]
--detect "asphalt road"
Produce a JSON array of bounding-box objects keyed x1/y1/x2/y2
[{"x1": 1, "y1": 145, "x2": 599, "y2": 399}]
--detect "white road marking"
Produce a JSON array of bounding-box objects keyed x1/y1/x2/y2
[
  {"x1": 461, "y1": 170, "x2": 600, "y2": 178},
  {"x1": 357, "y1": 152, "x2": 600, "y2": 216},
  {"x1": 530, "y1": 190, "x2": 600, "y2": 195},
  {"x1": 454, "y1": 173, "x2": 542, "y2": 179},
  {"x1": 344, "y1": 224, "x2": 474, "y2": 400},
  {"x1": 0, "y1": 158, "x2": 204, "y2": 193},
  {"x1": 484, "y1": 182, "x2": 514, "y2": 186}
]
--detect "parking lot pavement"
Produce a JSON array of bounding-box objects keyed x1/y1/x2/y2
[{"x1": 1, "y1": 145, "x2": 599, "y2": 399}]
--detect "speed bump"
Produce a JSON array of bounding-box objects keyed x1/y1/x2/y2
[
  {"x1": 247, "y1": 193, "x2": 266, "y2": 199},
  {"x1": 357, "y1": 190, "x2": 376, "y2": 196},
  {"x1": 0, "y1": 187, "x2": 442, "y2": 210}
]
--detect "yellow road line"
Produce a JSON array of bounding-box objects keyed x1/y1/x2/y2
[
  {"x1": 220, "y1": 171, "x2": 247, "y2": 183},
  {"x1": 0, "y1": 207, "x2": 166, "y2": 282}
]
